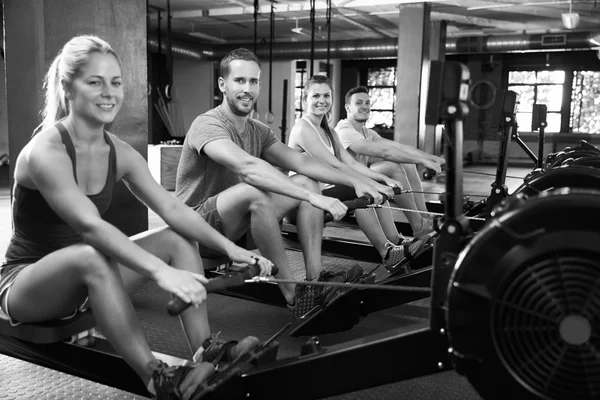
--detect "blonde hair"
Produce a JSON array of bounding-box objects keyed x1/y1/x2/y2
[{"x1": 36, "y1": 35, "x2": 121, "y2": 135}]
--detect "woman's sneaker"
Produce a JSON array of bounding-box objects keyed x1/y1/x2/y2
[
  {"x1": 412, "y1": 216, "x2": 435, "y2": 239},
  {"x1": 382, "y1": 241, "x2": 406, "y2": 268},
  {"x1": 148, "y1": 359, "x2": 215, "y2": 400}
]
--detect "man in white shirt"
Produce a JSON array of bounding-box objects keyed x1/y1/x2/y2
[{"x1": 335, "y1": 86, "x2": 445, "y2": 238}]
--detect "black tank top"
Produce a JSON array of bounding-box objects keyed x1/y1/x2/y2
[{"x1": 2, "y1": 122, "x2": 118, "y2": 267}]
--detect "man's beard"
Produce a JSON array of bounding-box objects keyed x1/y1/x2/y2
[{"x1": 226, "y1": 93, "x2": 254, "y2": 117}]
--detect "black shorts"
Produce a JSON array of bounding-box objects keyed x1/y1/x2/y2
[{"x1": 195, "y1": 194, "x2": 254, "y2": 258}]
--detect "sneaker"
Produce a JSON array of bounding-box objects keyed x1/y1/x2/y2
[
  {"x1": 287, "y1": 283, "x2": 320, "y2": 318},
  {"x1": 382, "y1": 241, "x2": 406, "y2": 268},
  {"x1": 197, "y1": 333, "x2": 260, "y2": 365},
  {"x1": 412, "y1": 216, "x2": 435, "y2": 239},
  {"x1": 149, "y1": 359, "x2": 215, "y2": 400},
  {"x1": 317, "y1": 264, "x2": 364, "y2": 305}
]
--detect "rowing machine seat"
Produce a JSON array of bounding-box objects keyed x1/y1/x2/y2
[{"x1": 0, "y1": 309, "x2": 96, "y2": 344}]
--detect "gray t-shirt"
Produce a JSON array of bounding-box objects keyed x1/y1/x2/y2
[{"x1": 175, "y1": 106, "x2": 279, "y2": 208}]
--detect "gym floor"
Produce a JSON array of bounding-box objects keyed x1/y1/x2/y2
[{"x1": 0, "y1": 163, "x2": 531, "y2": 400}]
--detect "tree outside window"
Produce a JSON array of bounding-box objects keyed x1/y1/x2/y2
[
  {"x1": 367, "y1": 67, "x2": 396, "y2": 129},
  {"x1": 571, "y1": 71, "x2": 600, "y2": 134}
]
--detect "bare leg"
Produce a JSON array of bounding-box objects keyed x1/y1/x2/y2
[
  {"x1": 374, "y1": 202, "x2": 402, "y2": 242},
  {"x1": 215, "y1": 183, "x2": 298, "y2": 304},
  {"x1": 282, "y1": 175, "x2": 324, "y2": 281},
  {"x1": 403, "y1": 163, "x2": 429, "y2": 212},
  {"x1": 354, "y1": 208, "x2": 391, "y2": 258},
  {"x1": 118, "y1": 226, "x2": 210, "y2": 354},
  {"x1": 370, "y1": 161, "x2": 425, "y2": 233},
  {"x1": 7, "y1": 244, "x2": 157, "y2": 384}
]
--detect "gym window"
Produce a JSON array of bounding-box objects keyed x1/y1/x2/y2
[
  {"x1": 508, "y1": 69, "x2": 600, "y2": 134},
  {"x1": 366, "y1": 66, "x2": 396, "y2": 129},
  {"x1": 508, "y1": 70, "x2": 564, "y2": 133},
  {"x1": 570, "y1": 71, "x2": 600, "y2": 134},
  {"x1": 294, "y1": 61, "x2": 308, "y2": 121}
]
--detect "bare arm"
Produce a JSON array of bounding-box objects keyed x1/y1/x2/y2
[
  {"x1": 336, "y1": 142, "x2": 400, "y2": 190},
  {"x1": 118, "y1": 141, "x2": 268, "y2": 270},
  {"x1": 26, "y1": 142, "x2": 170, "y2": 279},
  {"x1": 349, "y1": 136, "x2": 444, "y2": 168},
  {"x1": 203, "y1": 138, "x2": 349, "y2": 219},
  {"x1": 288, "y1": 123, "x2": 392, "y2": 198}
]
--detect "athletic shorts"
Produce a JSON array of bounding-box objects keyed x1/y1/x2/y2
[
  {"x1": 194, "y1": 194, "x2": 254, "y2": 259},
  {"x1": 0, "y1": 263, "x2": 89, "y2": 327}
]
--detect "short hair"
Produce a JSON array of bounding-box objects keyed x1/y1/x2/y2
[
  {"x1": 38, "y1": 35, "x2": 121, "y2": 133},
  {"x1": 344, "y1": 86, "x2": 369, "y2": 105},
  {"x1": 220, "y1": 48, "x2": 261, "y2": 79}
]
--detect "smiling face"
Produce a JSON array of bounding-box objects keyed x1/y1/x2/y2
[
  {"x1": 219, "y1": 59, "x2": 261, "y2": 117},
  {"x1": 304, "y1": 82, "x2": 333, "y2": 117},
  {"x1": 66, "y1": 52, "x2": 123, "y2": 126},
  {"x1": 346, "y1": 92, "x2": 371, "y2": 123}
]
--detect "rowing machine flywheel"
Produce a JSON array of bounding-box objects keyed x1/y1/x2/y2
[
  {"x1": 445, "y1": 188, "x2": 600, "y2": 400},
  {"x1": 543, "y1": 140, "x2": 600, "y2": 170},
  {"x1": 515, "y1": 164, "x2": 600, "y2": 197}
]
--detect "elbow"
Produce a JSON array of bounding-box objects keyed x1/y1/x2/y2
[
  {"x1": 236, "y1": 158, "x2": 261, "y2": 185},
  {"x1": 78, "y1": 217, "x2": 106, "y2": 244},
  {"x1": 381, "y1": 147, "x2": 394, "y2": 160}
]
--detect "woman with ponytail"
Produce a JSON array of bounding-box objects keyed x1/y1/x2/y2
[
  {"x1": 288, "y1": 75, "x2": 421, "y2": 268},
  {"x1": 0, "y1": 35, "x2": 273, "y2": 400}
]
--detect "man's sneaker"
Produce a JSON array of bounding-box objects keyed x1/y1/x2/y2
[
  {"x1": 196, "y1": 333, "x2": 260, "y2": 365},
  {"x1": 148, "y1": 359, "x2": 215, "y2": 399},
  {"x1": 317, "y1": 264, "x2": 364, "y2": 305},
  {"x1": 343, "y1": 264, "x2": 365, "y2": 283},
  {"x1": 287, "y1": 283, "x2": 320, "y2": 318}
]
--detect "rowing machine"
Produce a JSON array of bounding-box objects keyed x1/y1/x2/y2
[{"x1": 0, "y1": 264, "x2": 278, "y2": 397}]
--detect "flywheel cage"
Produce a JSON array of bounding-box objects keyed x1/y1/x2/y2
[{"x1": 492, "y1": 250, "x2": 600, "y2": 400}]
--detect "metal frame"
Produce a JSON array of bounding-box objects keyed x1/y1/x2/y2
[
  {"x1": 0, "y1": 60, "x2": 472, "y2": 400},
  {"x1": 203, "y1": 60, "x2": 473, "y2": 399}
]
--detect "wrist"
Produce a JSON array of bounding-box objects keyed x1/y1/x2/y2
[
  {"x1": 306, "y1": 191, "x2": 320, "y2": 205},
  {"x1": 150, "y1": 260, "x2": 169, "y2": 280}
]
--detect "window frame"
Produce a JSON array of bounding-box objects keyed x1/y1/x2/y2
[{"x1": 506, "y1": 69, "x2": 570, "y2": 133}]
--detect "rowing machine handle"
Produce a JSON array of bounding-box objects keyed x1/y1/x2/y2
[
  {"x1": 166, "y1": 264, "x2": 279, "y2": 316},
  {"x1": 324, "y1": 186, "x2": 402, "y2": 223}
]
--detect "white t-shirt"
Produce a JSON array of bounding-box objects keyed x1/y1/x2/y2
[{"x1": 335, "y1": 119, "x2": 381, "y2": 166}]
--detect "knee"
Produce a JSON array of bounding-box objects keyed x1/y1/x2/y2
[
  {"x1": 377, "y1": 161, "x2": 402, "y2": 177},
  {"x1": 244, "y1": 185, "x2": 275, "y2": 214},
  {"x1": 159, "y1": 227, "x2": 199, "y2": 258},
  {"x1": 291, "y1": 174, "x2": 320, "y2": 193},
  {"x1": 72, "y1": 244, "x2": 114, "y2": 283}
]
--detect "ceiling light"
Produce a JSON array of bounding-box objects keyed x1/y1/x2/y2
[
  {"x1": 590, "y1": 33, "x2": 600, "y2": 47},
  {"x1": 561, "y1": 0, "x2": 580, "y2": 30},
  {"x1": 561, "y1": 13, "x2": 580, "y2": 29}
]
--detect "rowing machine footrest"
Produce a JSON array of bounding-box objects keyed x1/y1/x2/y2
[{"x1": 0, "y1": 309, "x2": 96, "y2": 344}]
